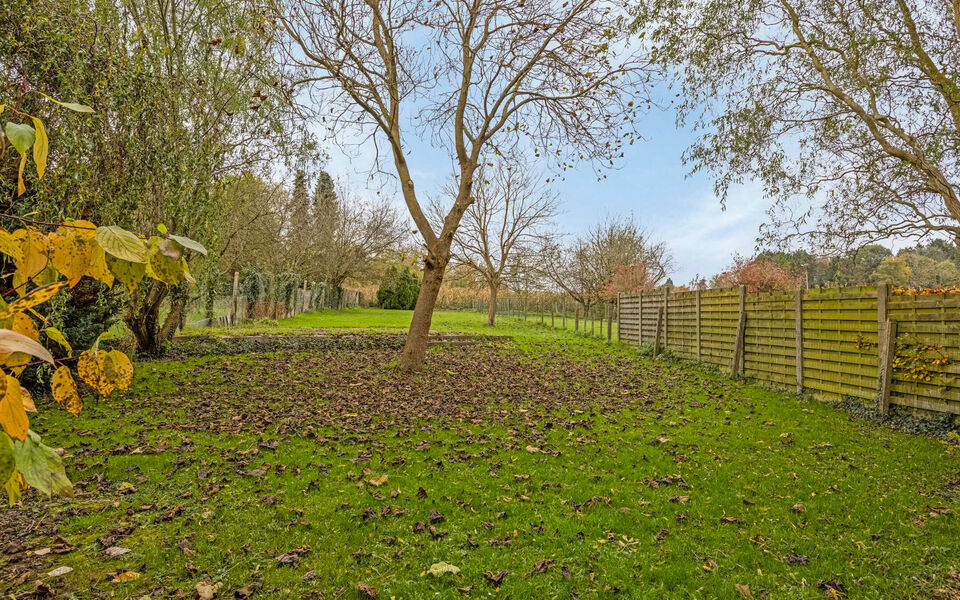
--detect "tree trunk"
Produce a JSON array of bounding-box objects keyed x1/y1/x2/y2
[
  {"x1": 125, "y1": 280, "x2": 185, "y2": 357},
  {"x1": 399, "y1": 253, "x2": 449, "y2": 371},
  {"x1": 487, "y1": 282, "x2": 498, "y2": 326}
]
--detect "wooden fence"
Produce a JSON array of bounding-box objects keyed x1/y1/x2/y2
[{"x1": 618, "y1": 285, "x2": 960, "y2": 416}]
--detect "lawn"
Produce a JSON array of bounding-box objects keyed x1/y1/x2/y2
[
  {"x1": 186, "y1": 307, "x2": 617, "y2": 339},
  {"x1": 2, "y1": 310, "x2": 959, "y2": 599}
]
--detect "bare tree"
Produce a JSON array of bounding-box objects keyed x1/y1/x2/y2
[
  {"x1": 438, "y1": 162, "x2": 558, "y2": 325},
  {"x1": 540, "y1": 216, "x2": 672, "y2": 312},
  {"x1": 640, "y1": 0, "x2": 960, "y2": 251},
  {"x1": 275, "y1": 0, "x2": 653, "y2": 370},
  {"x1": 315, "y1": 184, "x2": 407, "y2": 295}
]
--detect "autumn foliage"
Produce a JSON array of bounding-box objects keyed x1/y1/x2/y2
[
  {"x1": 601, "y1": 262, "x2": 656, "y2": 300},
  {"x1": 0, "y1": 99, "x2": 204, "y2": 505},
  {"x1": 710, "y1": 256, "x2": 802, "y2": 292}
]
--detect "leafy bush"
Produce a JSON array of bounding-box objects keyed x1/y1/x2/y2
[{"x1": 377, "y1": 266, "x2": 420, "y2": 310}]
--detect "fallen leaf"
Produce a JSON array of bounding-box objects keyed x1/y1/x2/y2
[
  {"x1": 112, "y1": 570, "x2": 140, "y2": 582},
  {"x1": 484, "y1": 570, "x2": 508, "y2": 585},
  {"x1": 47, "y1": 566, "x2": 73, "y2": 577},
  {"x1": 531, "y1": 558, "x2": 555, "y2": 574},
  {"x1": 367, "y1": 475, "x2": 388, "y2": 486},
  {"x1": 427, "y1": 562, "x2": 461, "y2": 577},
  {"x1": 735, "y1": 583, "x2": 753, "y2": 598},
  {"x1": 784, "y1": 552, "x2": 810, "y2": 565},
  {"x1": 195, "y1": 581, "x2": 221, "y2": 600},
  {"x1": 357, "y1": 582, "x2": 377, "y2": 598},
  {"x1": 104, "y1": 546, "x2": 131, "y2": 557}
]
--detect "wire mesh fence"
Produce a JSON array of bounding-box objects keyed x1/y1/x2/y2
[
  {"x1": 462, "y1": 294, "x2": 619, "y2": 341},
  {"x1": 184, "y1": 271, "x2": 363, "y2": 328}
]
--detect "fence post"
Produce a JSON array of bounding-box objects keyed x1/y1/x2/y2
[
  {"x1": 695, "y1": 289, "x2": 702, "y2": 360},
  {"x1": 653, "y1": 305, "x2": 663, "y2": 359},
  {"x1": 638, "y1": 290, "x2": 643, "y2": 345},
  {"x1": 301, "y1": 280, "x2": 308, "y2": 315},
  {"x1": 616, "y1": 294, "x2": 621, "y2": 342},
  {"x1": 575, "y1": 305, "x2": 579, "y2": 332},
  {"x1": 795, "y1": 289, "x2": 804, "y2": 393},
  {"x1": 551, "y1": 301, "x2": 555, "y2": 328},
  {"x1": 230, "y1": 271, "x2": 239, "y2": 325},
  {"x1": 878, "y1": 319, "x2": 897, "y2": 414},
  {"x1": 540, "y1": 297, "x2": 544, "y2": 324},
  {"x1": 876, "y1": 284, "x2": 893, "y2": 413},
  {"x1": 663, "y1": 286, "x2": 670, "y2": 348},
  {"x1": 606, "y1": 302, "x2": 612, "y2": 342},
  {"x1": 730, "y1": 285, "x2": 747, "y2": 377}
]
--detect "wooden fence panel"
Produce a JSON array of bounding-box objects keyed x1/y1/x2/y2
[{"x1": 617, "y1": 285, "x2": 960, "y2": 416}]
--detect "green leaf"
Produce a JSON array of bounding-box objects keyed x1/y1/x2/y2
[
  {"x1": 43, "y1": 327, "x2": 72, "y2": 354},
  {"x1": 37, "y1": 92, "x2": 96, "y2": 113},
  {"x1": 13, "y1": 430, "x2": 73, "y2": 498},
  {"x1": 95, "y1": 226, "x2": 147, "y2": 263},
  {"x1": 156, "y1": 223, "x2": 167, "y2": 235},
  {"x1": 4, "y1": 122, "x2": 35, "y2": 155},
  {"x1": 59, "y1": 102, "x2": 95, "y2": 113},
  {"x1": 92, "y1": 330, "x2": 114, "y2": 352},
  {"x1": 0, "y1": 432, "x2": 14, "y2": 487},
  {"x1": 168, "y1": 234, "x2": 208, "y2": 256}
]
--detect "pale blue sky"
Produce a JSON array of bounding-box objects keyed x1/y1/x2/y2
[{"x1": 322, "y1": 97, "x2": 768, "y2": 285}]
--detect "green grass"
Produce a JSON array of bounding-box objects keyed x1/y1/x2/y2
[
  {"x1": 2, "y1": 311, "x2": 958, "y2": 599},
  {"x1": 186, "y1": 307, "x2": 618, "y2": 340}
]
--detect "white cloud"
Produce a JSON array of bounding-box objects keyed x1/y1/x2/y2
[{"x1": 661, "y1": 183, "x2": 769, "y2": 284}]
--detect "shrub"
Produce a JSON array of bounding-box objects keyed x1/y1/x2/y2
[{"x1": 377, "y1": 266, "x2": 420, "y2": 309}]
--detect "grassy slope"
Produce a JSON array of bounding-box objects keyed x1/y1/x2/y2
[{"x1": 2, "y1": 310, "x2": 958, "y2": 599}]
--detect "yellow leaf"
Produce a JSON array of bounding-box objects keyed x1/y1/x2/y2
[
  {"x1": 4, "y1": 352, "x2": 29, "y2": 375},
  {"x1": 85, "y1": 244, "x2": 114, "y2": 287},
  {"x1": 105, "y1": 255, "x2": 145, "y2": 292},
  {"x1": 21, "y1": 388, "x2": 35, "y2": 413},
  {"x1": 0, "y1": 375, "x2": 28, "y2": 441},
  {"x1": 50, "y1": 233, "x2": 91, "y2": 288},
  {"x1": 0, "y1": 282, "x2": 68, "y2": 320},
  {"x1": 52, "y1": 366, "x2": 82, "y2": 416},
  {"x1": 30, "y1": 117, "x2": 47, "y2": 179},
  {"x1": 44, "y1": 327, "x2": 72, "y2": 353},
  {"x1": 3, "y1": 469, "x2": 22, "y2": 507},
  {"x1": 16, "y1": 154, "x2": 25, "y2": 196},
  {"x1": 145, "y1": 238, "x2": 183, "y2": 285},
  {"x1": 0, "y1": 229, "x2": 22, "y2": 263},
  {"x1": 77, "y1": 350, "x2": 101, "y2": 390},
  {"x1": 12, "y1": 228, "x2": 49, "y2": 291},
  {"x1": 12, "y1": 313, "x2": 38, "y2": 347},
  {"x1": 112, "y1": 571, "x2": 140, "y2": 582},
  {"x1": 102, "y1": 350, "x2": 133, "y2": 393}
]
